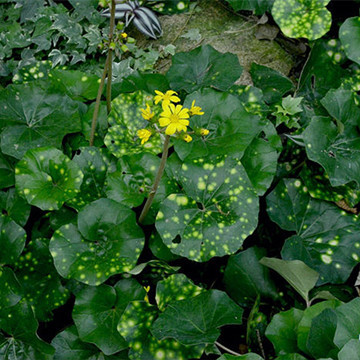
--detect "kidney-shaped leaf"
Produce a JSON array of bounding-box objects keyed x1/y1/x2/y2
[
  {"x1": 167, "y1": 45, "x2": 242, "y2": 93},
  {"x1": 156, "y1": 154, "x2": 258, "y2": 261},
  {"x1": 339, "y1": 17, "x2": 360, "y2": 66},
  {"x1": 50, "y1": 199, "x2": 144, "y2": 285},
  {"x1": 152, "y1": 289, "x2": 243, "y2": 346}
]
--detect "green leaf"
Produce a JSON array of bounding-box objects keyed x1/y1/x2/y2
[
  {"x1": 119, "y1": 301, "x2": 204, "y2": 359},
  {"x1": 338, "y1": 339, "x2": 360, "y2": 360},
  {"x1": 147, "y1": 0, "x2": 190, "y2": 14},
  {"x1": 271, "y1": 0, "x2": 331, "y2": 40},
  {"x1": 241, "y1": 135, "x2": 280, "y2": 196},
  {"x1": 73, "y1": 280, "x2": 144, "y2": 355},
  {"x1": 0, "y1": 299, "x2": 54, "y2": 360},
  {"x1": 250, "y1": 63, "x2": 294, "y2": 104},
  {"x1": 303, "y1": 116, "x2": 360, "y2": 187},
  {"x1": 180, "y1": 28, "x2": 201, "y2": 42},
  {"x1": 0, "y1": 81, "x2": 81, "y2": 159},
  {"x1": 0, "y1": 151, "x2": 15, "y2": 188},
  {"x1": 297, "y1": 300, "x2": 341, "y2": 355},
  {"x1": 218, "y1": 354, "x2": 264, "y2": 360},
  {"x1": 167, "y1": 45, "x2": 243, "y2": 93},
  {"x1": 265, "y1": 308, "x2": 304, "y2": 355},
  {"x1": 152, "y1": 289, "x2": 243, "y2": 346},
  {"x1": 50, "y1": 199, "x2": 144, "y2": 285},
  {"x1": 339, "y1": 17, "x2": 360, "y2": 65},
  {"x1": 155, "y1": 273, "x2": 205, "y2": 311},
  {"x1": 225, "y1": 0, "x2": 274, "y2": 14},
  {"x1": 15, "y1": 238, "x2": 70, "y2": 321},
  {"x1": 66, "y1": 147, "x2": 108, "y2": 210},
  {"x1": 52, "y1": 325, "x2": 129, "y2": 360},
  {"x1": 15, "y1": 147, "x2": 83, "y2": 211},
  {"x1": 174, "y1": 89, "x2": 266, "y2": 161},
  {"x1": 0, "y1": 215, "x2": 26, "y2": 265},
  {"x1": 0, "y1": 188, "x2": 30, "y2": 226},
  {"x1": 306, "y1": 308, "x2": 338, "y2": 359},
  {"x1": 104, "y1": 91, "x2": 162, "y2": 158},
  {"x1": 260, "y1": 258, "x2": 318, "y2": 304},
  {"x1": 0, "y1": 266, "x2": 22, "y2": 311},
  {"x1": 149, "y1": 232, "x2": 181, "y2": 262},
  {"x1": 334, "y1": 297, "x2": 360, "y2": 349},
  {"x1": 223, "y1": 247, "x2": 279, "y2": 306},
  {"x1": 275, "y1": 355, "x2": 307, "y2": 360},
  {"x1": 49, "y1": 69, "x2": 100, "y2": 101},
  {"x1": 156, "y1": 154, "x2": 258, "y2": 261}
]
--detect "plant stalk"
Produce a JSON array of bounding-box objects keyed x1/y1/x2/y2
[
  {"x1": 138, "y1": 135, "x2": 170, "y2": 224},
  {"x1": 106, "y1": 0, "x2": 116, "y2": 114},
  {"x1": 215, "y1": 341, "x2": 242, "y2": 357}
]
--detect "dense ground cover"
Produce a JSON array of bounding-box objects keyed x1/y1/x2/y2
[{"x1": 1, "y1": 0, "x2": 360, "y2": 359}]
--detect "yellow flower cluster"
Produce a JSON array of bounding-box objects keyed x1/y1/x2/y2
[{"x1": 137, "y1": 90, "x2": 209, "y2": 145}]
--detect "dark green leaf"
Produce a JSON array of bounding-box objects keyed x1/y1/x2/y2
[
  {"x1": 15, "y1": 147, "x2": 83, "y2": 211},
  {"x1": 224, "y1": 247, "x2": 279, "y2": 306},
  {"x1": 0, "y1": 188, "x2": 30, "y2": 226},
  {"x1": 0, "y1": 266, "x2": 22, "y2": 311},
  {"x1": 265, "y1": 308, "x2": 303, "y2": 355},
  {"x1": 50, "y1": 199, "x2": 144, "y2": 285},
  {"x1": 156, "y1": 154, "x2": 258, "y2": 261},
  {"x1": 218, "y1": 354, "x2": 264, "y2": 360},
  {"x1": 152, "y1": 289, "x2": 243, "y2": 345},
  {"x1": 0, "y1": 151, "x2": 14, "y2": 189},
  {"x1": 167, "y1": 45, "x2": 243, "y2": 93},
  {"x1": 225, "y1": 0, "x2": 274, "y2": 14},
  {"x1": 339, "y1": 17, "x2": 360, "y2": 65}
]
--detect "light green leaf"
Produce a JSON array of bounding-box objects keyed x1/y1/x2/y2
[
  {"x1": 272, "y1": 0, "x2": 332, "y2": 40},
  {"x1": 339, "y1": 17, "x2": 360, "y2": 65},
  {"x1": 156, "y1": 154, "x2": 258, "y2": 261},
  {"x1": 338, "y1": 339, "x2": 360, "y2": 360},
  {"x1": 152, "y1": 289, "x2": 243, "y2": 345},
  {"x1": 50, "y1": 199, "x2": 144, "y2": 285},
  {"x1": 15, "y1": 147, "x2": 83, "y2": 211},
  {"x1": 260, "y1": 258, "x2": 319, "y2": 304},
  {"x1": 167, "y1": 45, "x2": 243, "y2": 93},
  {"x1": 265, "y1": 308, "x2": 304, "y2": 355},
  {"x1": 180, "y1": 28, "x2": 201, "y2": 42}
]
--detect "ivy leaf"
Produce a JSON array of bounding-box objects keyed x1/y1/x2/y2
[
  {"x1": 271, "y1": 0, "x2": 332, "y2": 40},
  {"x1": 0, "y1": 300, "x2": 54, "y2": 360},
  {"x1": 0, "y1": 188, "x2": 30, "y2": 226},
  {"x1": 260, "y1": 258, "x2": 319, "y2": 304},
  {"x1": 0, "y1": 266, "x2": 22, "y2": 311},
  {"x1": 152, "y1": 289, "x2": 243, "y2": 346},
  {"x1": 119, "y1": 301, "x2": 204, "y2": 359},
  {"x1": 51, "y1": 326, "x2": 129, "y2": 360},
  {"x1": 174, "y1": 89, "x2": 266, "y2": 161},
  {"x1": 303, "y1": 116, "x2": 360, "y2": 187},
  {"x1": 0, "y1": 81, "x2": 81, "y2": 159},
  {"x1": 167, "y1": 45, "x2": 243, "y2": 93},
  {"x1": 49, "y1": 69, "x2": 100, "y2": 101},
  {"x1": 224, "y1": 247, "x2": 279, "y2": 306},
  {"x1": 50, "y1": 199, "x2": 144, "y2": 285},
  {"x1": 155, "y1": 273, "x2": 205, "y2": 311},
  {"x1": 180, "y1": 28, "x2": 201, "y2": 42},
  {"x1": 265, "y1": 308, "x2": 304, "y2": 355},
  {"x1": 0, "y1": 215, "x2": 26, "y2": 265},
  {"x1": 14, "y1": 238, "x2": 69, "y2": 322},
  {"x1": 267, "y1": 179, "x2": 360, "y2": 284},
  {"x1": 104, "y1": 91, "x2": 162, "y2": 158},
  {"x1": 73, "y1": 280, "x2": 144, "y2": 355},
  {"x1": 48, "y1": 49, "x2": 69, "y2": 67},
  {"x1": 250, "y1": 63, "x2": 294, "y2": 104},
  {"x1": 15, "y1": 147, "x2": 83, "y2": 211},
  {"x1": 339, "y1": 17, "x2": 360, "y2": 65},
  {"x1": 156, "y1": 154, "x2": 258, "y2": 261}
]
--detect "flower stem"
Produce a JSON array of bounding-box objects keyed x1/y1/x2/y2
[
  {"x1": 138, "y1": 135, "x2": 170, "y2": 224},
  {"x1": 214, "y1": 341, "x2": 242, "y2": 357},
  {"x1": 106, "y1": 0, "x2": 116, "y2": 114}
]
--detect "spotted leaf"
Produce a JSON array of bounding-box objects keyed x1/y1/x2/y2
[
  {"x1": 118, "y1": 301, "x2": 204, "y2": 360},
  {"x1": 339, "y1": 17, "x2": 360, "y2": 66},
  {"x1": 267, "y1": 179, "x2": 360, "y2": 284},
  {"x1": 152, "y1": 289, "x2": 243, "y2": 346},
  {"x1": 272, "y1": 0, "x2": 332, "y2": 41},
  {"x1": 156, "y1": 154, "x2": 258, "y2": 262},
  {"x1": 0, "y1": 188, "x2": 30, "y2": 226},
  {"x1": 0, "y1": 266, "x2": 22, "y2": 311},
  {"x1": 15, "y1": 147, "x2": 83, "y2": 211},
  {"x1": 49, "y1": 199, "x2": 144, "y2": 285}
]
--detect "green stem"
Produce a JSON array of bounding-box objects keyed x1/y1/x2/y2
[
  {"x1": 138, "y1": 135, "x2": 170, "y2": 224},
  {"x1": 106, "y1": 0, "x2": 116, "y2": 114}
]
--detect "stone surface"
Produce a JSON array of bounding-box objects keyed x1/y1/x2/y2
[{"x1": 136, "y1": 0, "x2": 294, "y2": 85}]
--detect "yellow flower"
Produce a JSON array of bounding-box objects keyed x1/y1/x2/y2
[
  {"x1": 154, "y1": 90, "x2": 180, "y2": 107},
  {"x1": 183, "y1": 134, "x2": 192, "y2": 142},
  {"x1": 159, "y1": 103, "x2": 190, "y2": 135},
  {"x1": 121, "y1": 32, "x2": 128, "y2": 39},
  {"x1": 189, "y1": 100, "x2": 204, "y2": 116},
  {"x1": 140, "y1": 104, "x2": 154, "y2": 120},
  {"x1": 200, "y1": 128, "x2": 209, "y2": 136},
  {"x1": 137, "y1": 129, "x2": 152, "y2": 144}
]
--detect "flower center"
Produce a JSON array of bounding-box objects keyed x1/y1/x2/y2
[{"x1": 169, "y1": 113, "x2": 180, "y2": 123}]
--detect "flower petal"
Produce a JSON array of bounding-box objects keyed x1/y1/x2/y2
[
  {"x1": 165, "y1": 123, "x2": 177, "y2": 135},
  {"x1": 159, "y1": 117, "x2": 170, "y2": 126}
]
